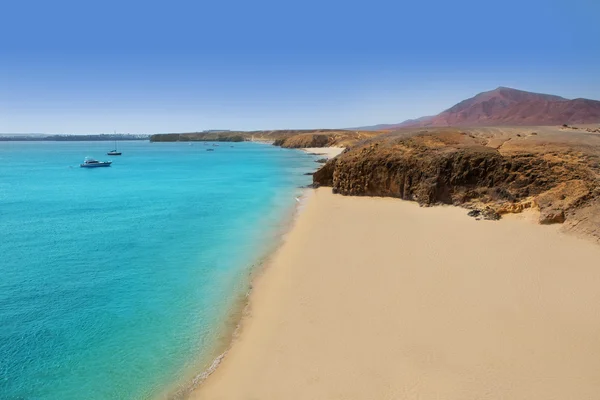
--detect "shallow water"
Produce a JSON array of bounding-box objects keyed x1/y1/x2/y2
[{"x1": 0, "y1": 141, "x2": 316, "y2": 399}]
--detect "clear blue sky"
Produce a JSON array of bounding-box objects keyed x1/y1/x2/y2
[{"x1": 1, "y1": 0, "x2": 599, "y2": 133}]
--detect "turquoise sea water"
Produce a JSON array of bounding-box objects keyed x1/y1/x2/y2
[{"x1": 0, "y1": 141, "x2": 317, "y2": 399}]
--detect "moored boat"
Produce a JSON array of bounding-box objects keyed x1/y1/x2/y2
[
  {"x1": 80, "y1": 158, "x2": 112, "y2": 168},
  {"x1": 107, "y1": 139, "x2": 122, "y2": 156}
]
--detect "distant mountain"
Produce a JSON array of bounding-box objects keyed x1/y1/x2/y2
[
  {"x1": 355, "y1": 116, "x2": 436, "y2": 131},
  {"x1": 357, "y1": 87, "x2": 600, "y2": 129}
]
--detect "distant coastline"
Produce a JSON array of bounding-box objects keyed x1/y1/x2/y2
[
  {"x1": 148, "y1": 129, "x2": 383, "y2": 149},
  {"x1": 0, "y1": 133, "x2": 149, "y2": 141}
]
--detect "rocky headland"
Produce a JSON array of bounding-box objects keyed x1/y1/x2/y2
[
  {"x1": 272, "y1": 131, "x2": 381, "y2": 148},
  {"x1": 149, "y1": 129, "x2": 382, "y2": 146},
  {"x1": 147, "y1": 88, "x2": 600, "y2": 241},
  {"x1": 313, "y1": 126, "x2": 600, "y2": 242}
]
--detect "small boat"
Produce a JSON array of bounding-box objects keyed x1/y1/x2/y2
[
  {"x1": 206, "y1": 148, "x2": 215, "y2": 152},
  {"x1": 107, "y1": 140, "x2": 122, "y2": 156},
  {"x1": 80, "y1": 157, "x2": 112, "y2": 168}
]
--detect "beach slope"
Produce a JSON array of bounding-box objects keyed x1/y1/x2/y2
[{"x1": 193, "y1": 188, "x2": 600, "y2": 399}]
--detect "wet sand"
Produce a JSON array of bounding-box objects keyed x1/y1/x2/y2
[{"x1": 192, "y1": 188, "x2": 600, "y2": 400}]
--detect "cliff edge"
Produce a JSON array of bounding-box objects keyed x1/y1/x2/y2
[{"x1": 313, "y1": 126, "x2": 600, "y2": 241}]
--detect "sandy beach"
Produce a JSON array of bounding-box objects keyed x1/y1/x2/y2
[
  {"x1": 302, "y1": 146, "x2": 345, "y2": 159},
  {"x1": 193, "y1": 188, "x2": 600, "y2": 400}
]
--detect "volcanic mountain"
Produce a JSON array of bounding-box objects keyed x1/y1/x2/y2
[{"x1": 362, "y1": 87, "x2": 600, "y2": 129}]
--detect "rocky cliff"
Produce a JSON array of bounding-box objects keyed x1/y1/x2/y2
[
  {"x1": 273, "y1": 131, "x2": 382, "y2": 148},
  {"x1": 313, "y1": 126, "x2": 600, "y2": 241},
  {"x1": 273, "y1": 133, "x2": 330, "y2": 148}
]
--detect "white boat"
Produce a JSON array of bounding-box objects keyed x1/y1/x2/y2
[{"x1": 80, "y1": 157, "x2": 112, "y2": 168}]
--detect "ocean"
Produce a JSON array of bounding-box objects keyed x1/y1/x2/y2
[{"x1": 0, "y1": 140, "x2": 317, "y2": 399}]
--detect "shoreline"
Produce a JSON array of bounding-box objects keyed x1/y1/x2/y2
[
  {"x1": 168, "y1": 147, "x2": 340, "y2": 399},
  {"x1": 175, "y1": 189, "x2": 313, "y2": 399},
  {"x1": 191, "y1": 187, "x2": 600, "y2": 399}
]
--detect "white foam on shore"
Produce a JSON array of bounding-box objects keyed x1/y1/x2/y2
[
  {"x1": 178, "y1": 186, "x2": 316, "y2": 398},
  {"x1": 175, "y1": 147, "x2": 326, "y2": 398},
  {"x1": 190, "y1": 352, "x2": 226, "y2": 387},
  {"x1": 194, "y1": 189, "x2": 600, "y2": 400}
]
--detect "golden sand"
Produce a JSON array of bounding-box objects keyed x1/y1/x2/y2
[
  {"x1": 302, "y1": 147, "x2": 345, "y2": 158},
  {"x1": 193, "y1": 188, "x2": 600, "y2": 399}
]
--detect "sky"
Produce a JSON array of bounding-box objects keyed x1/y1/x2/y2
[{"x1": 1, "y1": 0, "x2": 599, "y2": 134}]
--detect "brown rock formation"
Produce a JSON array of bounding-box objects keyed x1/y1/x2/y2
[
  {"x1": 273, "y1": 133, "x2": 330, "y2": 148},
  {"x1": 314, "y1": 126, "x2": 600, "y2": 241},
  {"x1": 535, "y1": 180, "x2": 591, "y2": 224},
  {"x1": 274, "y1": 130, "x2": 383, "y2": 148}
]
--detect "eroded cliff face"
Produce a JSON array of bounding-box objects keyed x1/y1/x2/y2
[
  {"x1": 273, "y1": 133, "x2": 330, "y2": 148},
  {"x1": 313, "y1": 128, "x2": 600, "y2": 240},
  {"x1": 275, "y1": 131, "x2": 384, "y2": 148}
]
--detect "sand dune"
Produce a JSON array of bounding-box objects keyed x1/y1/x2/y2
[{"x1": 193, "y1": 188, "x2": 600, "y2": 400}]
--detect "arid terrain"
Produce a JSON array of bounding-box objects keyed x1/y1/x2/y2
[
  {"x1": 359, "y1": 87, "x2": 600, "y2": 129},
  {"x1": 313, "y1": 125, "x2": 600, "y2": 242},
  {"x1": 148, "y1": 87, "x2": 600, "y2": 243},
  {"x1": 195, "y1": 187, "x2": 600, "y2": 400},
  {"x1": 149, "y1": 129, "x2": 383, "y2": 145}
]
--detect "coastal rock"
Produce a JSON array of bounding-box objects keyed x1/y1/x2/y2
[
  {"x1": 496, "y1": 200, "x2": 533, "y2": 214},
  {"x1": 539, "y1": 210, "x2": 566, "y2": 224},
  {"x1": 481, "y1": 208, "x2": 501, "y2": 221},
  {"x1": 467, "y1": 208, "x2": 500, "y2": 220},
  {"x1": 274, "y1": 133, "x2": 330, "y2": 148},
  {"x1": 534, "y1": 180, "x2": 591, "y2": 224},
  {"x1": 273, "y1": 131, "x2": 384, "y2": 148},
  {"x1": 315, "y1": 132, "x2": 513, "y2": 205},
  {"x1": 562, "y1": 200, "x2": 600, "y2": 243},
  {"x1": 313, "y1": 158, "x2": 337, "y2": 187},
  {"x1": 313, "y1": 127, "x2": 600, "y2": 239}
]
